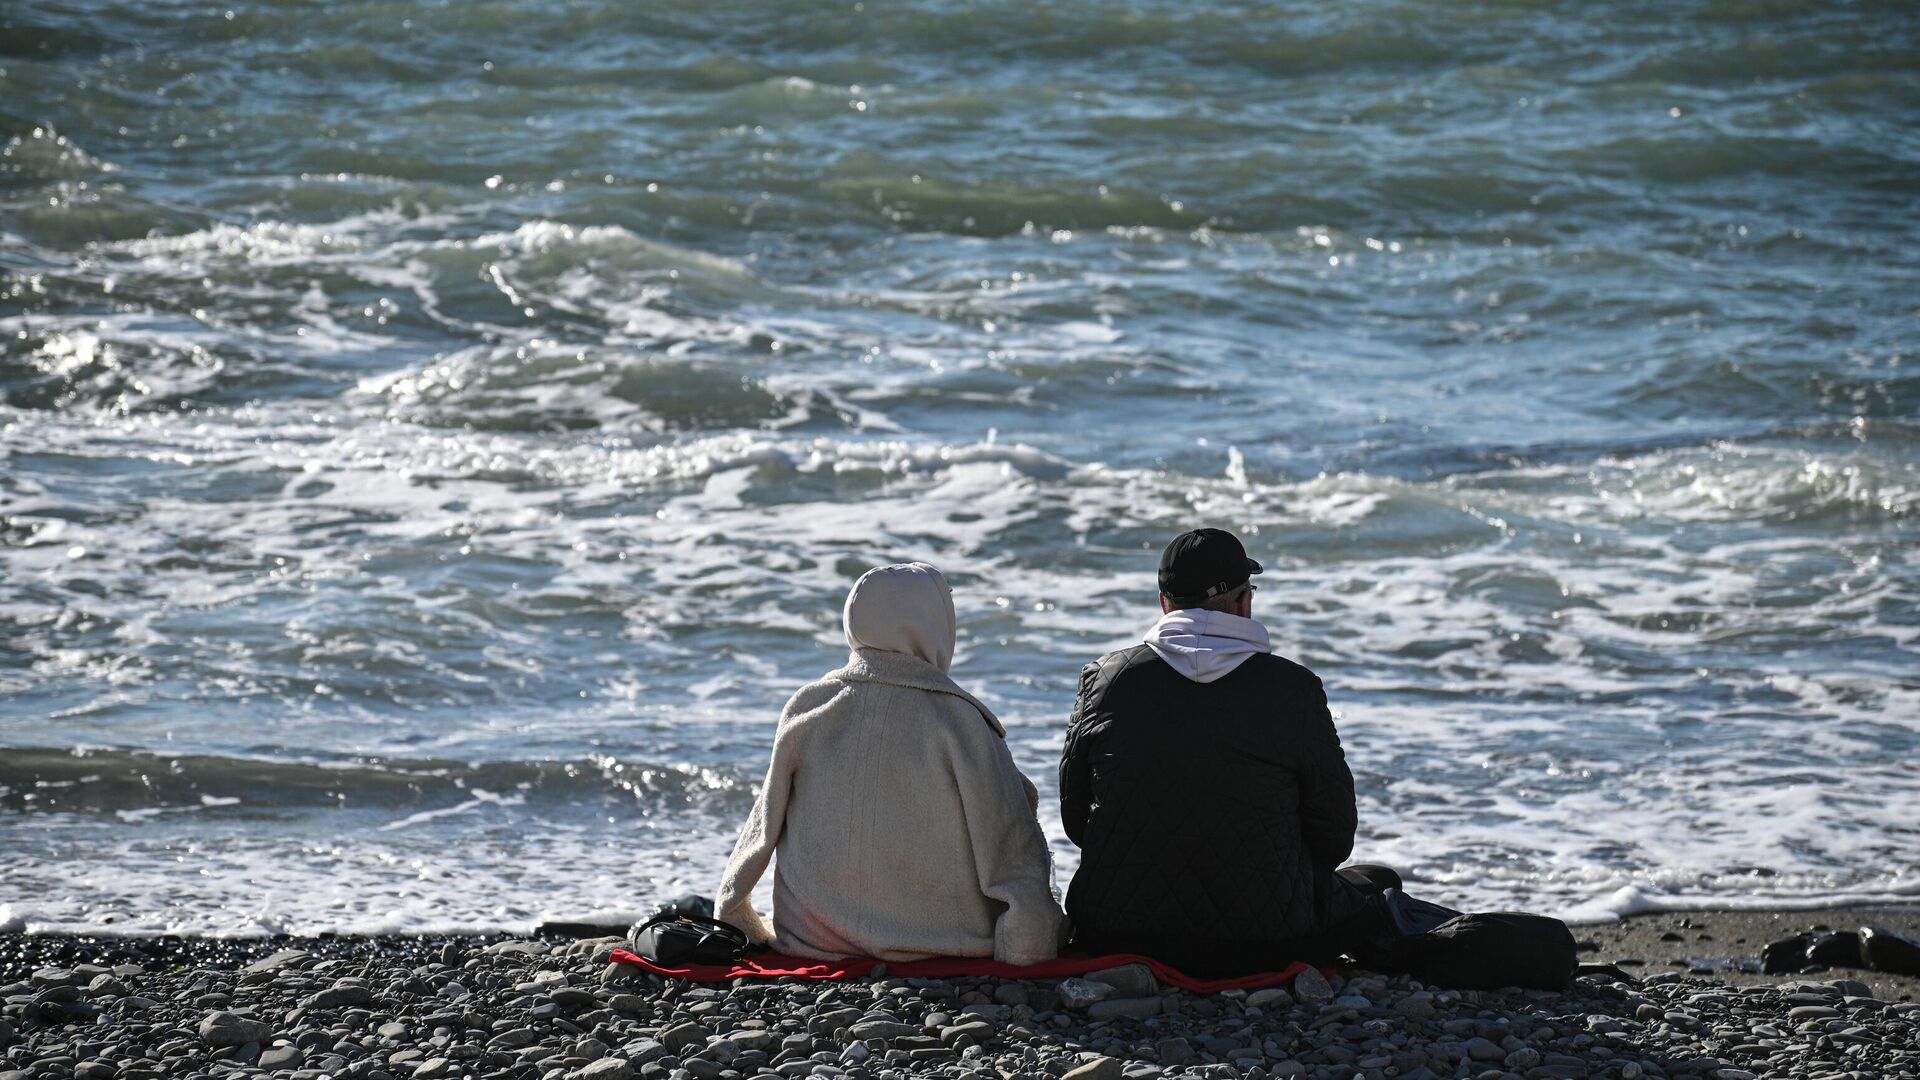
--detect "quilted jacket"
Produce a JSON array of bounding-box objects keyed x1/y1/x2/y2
[{"x1": 1059, "y1": 642, "x2": 1370, "y2": 974}]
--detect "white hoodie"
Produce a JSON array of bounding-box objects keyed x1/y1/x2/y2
[
  {"x1": 715, "y1": 563, "x2": 1065, "y2": 965},
  {"x1": 1143, "y1": 608, "x2": 1272, "y2": 683}
]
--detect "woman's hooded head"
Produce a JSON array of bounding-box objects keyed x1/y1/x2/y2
[{"x1": 843, "y1": 562, "x2": 957, "y2": 672}]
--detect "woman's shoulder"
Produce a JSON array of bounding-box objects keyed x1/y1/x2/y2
[
  {"x1": 782, "y1": 674, "x2": 850, "y2": 715},
  {"x1": 911, "y1": 681, "x2": 1007, "y2": 744}
]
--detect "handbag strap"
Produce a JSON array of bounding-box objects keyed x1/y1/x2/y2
[{"x1": 633, "y1": 912, "x2": 756, "y2": 953}]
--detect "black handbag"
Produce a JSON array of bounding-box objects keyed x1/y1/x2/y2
[
  {"x1": 1362, "y1": 888, "x2": 1578, "y2": 990},
  {"x1": 627, "y1": 912, "x2": 756, "y2": 966}
]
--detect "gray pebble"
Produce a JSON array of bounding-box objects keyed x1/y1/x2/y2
[
  {"x1": 1056, "y1": 979, "x2": 1113, "y2": 1009},
  {"x1": 483, "y1": 939, "x2": 550, "y2": 956},
  {"x1": 940, "y1": 1021, "x2": 995, "y2": 1048},
  {"x1": 1464, "y1": 1037, "x2": 1503, "y2": 1062},
  {"x1": 490, "y1": 1027, "x2": 537, "y2": 1049},
  {"x1": 1084, "y1": 964, "x2": 1157, "y2": 997},
  {"x1": 660, "y1": 1022, "x2": 709, "y2": 1055},
  {"x1": 1289, "y1": 968, "x2": 1332, "y2": 1003},
  {"x1": 574, "y1": 1058, "x2": 635, "y2": 1080},
  {"x1": 1392, "y1": 992, "x2": 1435, "y2": 1019},
  {"x1": 241, "y1": 950, "x2": 310, "y2": 975},
  {"x1": 84, "y1": 974, "x2": 128, "y2": 998},
  {"x1": 625, "y1": 1039, "x2": 670, "y2": 1065},
  {"x1": 1153, "y1": 1038, "x2": 1195, "y2": 1068},
  {"x1": 1245, "y1": 987, "x2": 1292, "y2": 1009},
  {"x1": 810, "y1": 1007, "x2": 863, "y2": 1034},
  {"x1": 728, "y1": 1030, "x2": 776, "y2": 1053},
  {"x1": 1086, "y1": 998, "x2": 1161, "y2": 1021},
  {"x1": 197, "y1": 1011, "x2": 273, "y2": 1048},
  {"x1": 847, "y1": 1020, "x2": 917, "y2": 1041},
  {"x1": 299, "y1": 983, "x2": 372, "y2": 1009},
  {"x1": 1062, "y1": 1056, "x2": 1122, "y2": 1080}
]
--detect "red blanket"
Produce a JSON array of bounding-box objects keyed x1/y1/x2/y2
[{"x1": 609, "y1": 948, "x2": 1308, "y2": 993}]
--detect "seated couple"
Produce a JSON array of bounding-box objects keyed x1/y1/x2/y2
[{"x1": 716, "y1": 528, "x2": 1396, "y2": 977}]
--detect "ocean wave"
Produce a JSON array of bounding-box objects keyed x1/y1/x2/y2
[
  {"x1": 354, "y1": 343, "x2": 815, "y2": 434},
  {"x1": 0, "y1": 125, "x2": 117, "y2": 181},
  {"x1": 0, "y1": 746, "x2": 753, "y2": 818},
  {"x1": 3, "y1": 407, "x2": 1911, "y2": 733},
  {"x1": 6, "y1": 0, "x2": 1917, "y2": 941},
  {"x1": 0, "y1": 321, "x2": 231, "y2": 415},
  {"x1": 815, "y1": 169, "x2": 1204, "y2": 237}
]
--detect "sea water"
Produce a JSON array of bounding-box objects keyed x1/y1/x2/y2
[{"x1": 2, "y1": 0, "x2": 1916, "y2": 936}]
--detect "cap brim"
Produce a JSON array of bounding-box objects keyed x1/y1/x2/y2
[{"x1": 1246, "y1": 557, "x2": 1263, "y2": 576}]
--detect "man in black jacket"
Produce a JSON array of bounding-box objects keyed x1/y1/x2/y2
[{"x1": 1059, "y1": 528, "x2": 1393, "y2": 975}]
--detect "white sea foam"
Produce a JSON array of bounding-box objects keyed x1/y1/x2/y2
[
  {"x1": 7, "y1": 183, "x2": 1919, "y2": 936},
  {"x1": 3, "y1": 386, "x2": 1915, "y2": 934}
]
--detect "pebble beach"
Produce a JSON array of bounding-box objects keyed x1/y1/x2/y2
[{"x1": 5, "y1": 909, "x2": 1917, "y2": 1080}]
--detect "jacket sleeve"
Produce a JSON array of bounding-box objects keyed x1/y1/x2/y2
[
  {"x1": 1295, "y1": 674, "x2": 1357, "y2": 872},
  {"x1": 714, "y1": 693, "x2": 814, "y2": 946},
  {"x1": 1058, "y1": 661, "x2": 1100, "y2": 848},
  {"x1": 950, "y1": 704, "x2": 1066, "y2": 966}
]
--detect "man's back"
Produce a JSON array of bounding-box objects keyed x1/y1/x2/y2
[{"x1": 1060, "y1": 642, "x2": 1364, "y2": 974}]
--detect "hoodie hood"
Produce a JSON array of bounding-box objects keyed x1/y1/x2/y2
[
  {"x1": 1143, "y1": 608, "x2": 1271, "y2": 683},
  {"x1": 843, "y1": 562, "x2": 957, "y2": 672}
]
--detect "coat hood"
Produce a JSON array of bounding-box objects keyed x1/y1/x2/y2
[
  {"x1": 1143, "y1": 608, "x2": 1271, "y2": 683},
  {"x1": 843, "y1": 562, "x2": 957, "y2": 672}
]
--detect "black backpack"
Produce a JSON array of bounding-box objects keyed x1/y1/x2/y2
[
  {"x1": 1363, "y1": 889, "x2": 1579, "y2": 990},
  {"x1": 627, "y1": 912, "x2": 755, "y2": 966}
]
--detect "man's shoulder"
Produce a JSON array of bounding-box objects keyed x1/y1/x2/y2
[
  {"x1": 1082, "y1": 643, "x2": 1158, "y2": 686},
  {"x1": 1090, "y1": 642, "x2": 1159, "y2": 670},
  {"x1": 1240, "y1": 650, "x2": 1322, "y2": 686}
]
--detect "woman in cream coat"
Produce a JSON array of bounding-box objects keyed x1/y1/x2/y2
[{"x1": 716, "y1": 562, "x2": 1065, "y2": 965}]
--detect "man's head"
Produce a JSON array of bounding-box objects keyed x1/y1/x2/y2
[{"x1": 1157, "y1": 528, "x2": 1263, "y2": 616}]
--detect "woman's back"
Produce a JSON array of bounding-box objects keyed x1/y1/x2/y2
[{"x1": 715, "y1": 564, "x2": 1063, "y2": 965}]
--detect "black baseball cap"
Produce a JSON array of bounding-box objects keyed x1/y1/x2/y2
[{"x1": 1158, "y1": 528, "x2": 1263, "y2": 605}]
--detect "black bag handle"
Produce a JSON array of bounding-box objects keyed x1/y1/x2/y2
[
  {"x1": 636, "y1": 911, "x2": 744, "y2": 939},
  {"x1": 1575, "y1": 962, "x2": 1640, "y2": 985},
  {"x1": 628, "y1": 911, "x2": 760, "y2": 964},
  {"x1": 1381, "y1": 887, "x2": 1464, "y2": 937}
]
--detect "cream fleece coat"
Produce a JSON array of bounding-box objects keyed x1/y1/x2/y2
[{"x1": 715, "y1": 563, "x2": 1064, "y2": 965}]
